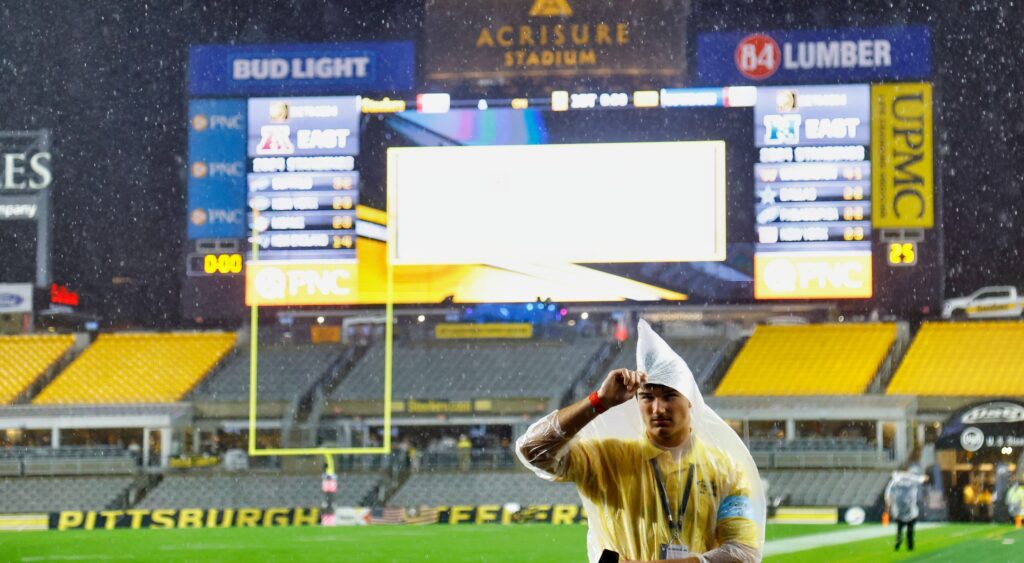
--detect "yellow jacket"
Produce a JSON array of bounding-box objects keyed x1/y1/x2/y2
[{"x1": 558, "y1": 434, "x2": 760, "y2": 560}]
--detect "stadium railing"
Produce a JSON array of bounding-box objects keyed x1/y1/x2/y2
[
  {"x1": 0, "y1": 446, "x2": 137, "y2": 476},
  {"x1": 754, "y1": 449, "x2": 896, "y2": 469},
  {"x1": 336, "y1": 447, "x2": 517, "y2": 473}
]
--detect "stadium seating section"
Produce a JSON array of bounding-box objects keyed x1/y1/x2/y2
[
  {"x1": 762, "y1": 469, "x2": 891, "y2": 507},
  {"x1": 33, "y1": 332, "x2": 235, "y2": 404},
  {"x1": 331, "y1": 339, "x2": 605, "y2": 401},
  {"x1": 191, "y1": 343, "x2": 346, "y2": 402},
  {"x1": 389, "y1": 471, "x2": 579, "y2": 507},
  {"x1": 716, "y1": 324, "x2": 897, "y2": 396},
  {"x1": 0, "y1": 476, "x2": 133, "y2": 512},
  {"x1": 138, "y1": 473, "x2": 378, "y2": 509},
  {"x1": 0, "y1": 334, "x2": 75, "y2": 404},
  {"x1": 887, "y1": 321, "x2": 1024, "y2": 395}
]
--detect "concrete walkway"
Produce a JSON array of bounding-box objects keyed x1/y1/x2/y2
[{"x1": 764, "y1": 523, "x2": 944, "y2": 556}]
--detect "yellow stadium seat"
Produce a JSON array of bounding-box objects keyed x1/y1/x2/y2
[
  {"x1": 887, "y1": 321, "x2": 1024, "y2": 396},
  {"x1": 0, "y1": 334, "x2": 75, "y2": 404},
  {"x1": 716, "y1": 323, "x2": 897, "y2": 396},
  {"x1": 33, "y1": 332, "x2": 235, "y2": 404}
]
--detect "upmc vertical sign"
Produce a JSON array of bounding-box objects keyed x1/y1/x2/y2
[
  {"x1": 697, "y1": 26, "x2": 932, "y2": 85},
  {"x1": 871, "y1": 83, "x2": 934, "y2": 229}
]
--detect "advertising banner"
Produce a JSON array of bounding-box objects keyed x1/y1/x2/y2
[
  {"x1": 937, "y1": 400, "x2": 1024, "y2": 452},
  {"x1": 754, "y1": 250, "x2": 872, "y2": 299},
  {"x1": 435, "y1": 323, "x2": 534, "y2": 340},
  {"x1": 871, "y1": 83, "x2": 934, "y2": 229},
  {"x1": 697, "y1": 26, "x2": 931, "y2": 85},
  {"x1": 437, "y1": 503, "x2": 586, "y2": 525},
  {"x1": 189, "y1": 42, "x2": 415, "y2": 96},
  {"x1": 0, "y1": 283, "x2": 32, "y2": 313},
  {"x1": 424, "y1": 0, "x2": 688, "y2": 84},
  {"x1": 188, "y1": 99, "x2": 247, "y2": 239},
  {"x1": 50, "y1": 507, "x2": 320, "y2": 530}
]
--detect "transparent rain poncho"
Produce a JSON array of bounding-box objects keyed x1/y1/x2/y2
[{"x1": 517, "y1": 320, "x2": 766, "y2": 562}]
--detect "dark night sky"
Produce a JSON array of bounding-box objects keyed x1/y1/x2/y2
[{"x1": 0, "y1": 0, "x2": 1021, "y2": 326}]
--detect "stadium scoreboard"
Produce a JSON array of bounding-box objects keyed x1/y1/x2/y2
[{"x1": 183, "y1": 82, "x2": 939, "y2": 317}]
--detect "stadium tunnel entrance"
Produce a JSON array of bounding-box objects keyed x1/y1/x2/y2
[{"x1": 935, "y1": 399, "x2": 1024, "y2": 522}]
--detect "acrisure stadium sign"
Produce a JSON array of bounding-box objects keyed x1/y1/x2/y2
[{"x1": 423, "y1": 0, "x2": 688, "y2": 83}]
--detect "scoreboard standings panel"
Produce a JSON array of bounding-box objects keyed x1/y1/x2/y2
[
  {"x1": 247, "y1": 96, "x2": 361, "y2": 262},
  {"x1": 183, "y1": 83, "x2": 936, "y2": 316}
]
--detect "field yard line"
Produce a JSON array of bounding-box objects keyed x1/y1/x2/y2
[
  {"x1": 21, "y1": 556, "x2": 134, "y2": 562},
  {"x1": 764, "y1": 523, "x2": 944, "y2": 556}
]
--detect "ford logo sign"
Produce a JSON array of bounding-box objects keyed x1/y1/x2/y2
[
  {"x1": 0, "y1": 293, "x2": 24, "y2": 308},
  {"x1": 961, "y1": 402, "x2": 1024, "y2": 424}
]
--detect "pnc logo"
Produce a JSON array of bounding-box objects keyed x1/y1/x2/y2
[
  {"x1": 193, "y1": 208, "x2": 244, "y2": 226},
  {"x1": 210, "y1": 162, "x2": 245, "y2": 177},
  {"x1": 190, "y1": 208, "x2": 208, "y2": 226},
  {"x1": 250, "y1": 264, "x2": 354, "y2": 303},
  {"x1": 529, "y1": 0, "x2": 572, "y2": 17},
  {"x1": 191, "y1": 162, "x2": 208, "y2": 179},
  {"x1": 192, "y1": 114, "x2": 209, "y2": 132},
  {"x1": 210, "y1": 113, "x2": 244, "y2": 130},
  {"x1": 754, "y1": 252, "x2": 872, "y2": 299}
]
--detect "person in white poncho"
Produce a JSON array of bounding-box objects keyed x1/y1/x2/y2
[{"x1": 517, "y1": 320, "x2": 765, "y2": 562}]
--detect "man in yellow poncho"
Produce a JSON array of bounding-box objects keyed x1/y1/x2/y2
[{"x1": 517, "y1": 320, "x2": 765, "y2": 562}]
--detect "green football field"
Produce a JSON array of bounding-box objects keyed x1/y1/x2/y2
[{"x1": 1, "y1": 523, "x2": 1022, "y2": 562}]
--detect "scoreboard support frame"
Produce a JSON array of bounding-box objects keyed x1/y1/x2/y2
[{"x1": 246, "y1": 212, "x2": 394, "y2": 457}]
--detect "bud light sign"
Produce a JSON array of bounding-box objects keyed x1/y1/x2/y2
[
  {"x1": 189, "y1": 42, "x2": 415, "y2": 96},
  {"x1": 697, "y1": 26, "x2": 931, "y2": 85}
]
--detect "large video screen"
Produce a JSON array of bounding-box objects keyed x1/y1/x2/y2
[
  {"x1": 387, "y1": 141, "x2": 726, "y2": 265},
  {"x1": 183, "y1": 85, "x2": 897, "y2": 315}
]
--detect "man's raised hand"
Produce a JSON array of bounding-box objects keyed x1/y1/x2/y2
[{"x1": 597, "y1": 368, "x2": 647, "y2": 410}]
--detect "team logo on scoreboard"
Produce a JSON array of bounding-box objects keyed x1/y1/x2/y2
[
  {"x1": 775, "y1": 90, "x2": 798, "y2": 112},
  {"x1": 191, "y1": 162, "x2": 208, "y2": 179},
  {"x1": 763, "y1": 114, "x2": 801, "y2": 145},
  {"x1": 190, "y1": 208, "x2": 208, "y2": 226},
  {"x1": 257, "y1": 125, "x2": 294, "y2": 155},
  {"x1": 269, "y1": 101, "x2": 290, "y2": 122},
  {"x1": 191, "y1": 114, "x2": 209, "y2": 132}
]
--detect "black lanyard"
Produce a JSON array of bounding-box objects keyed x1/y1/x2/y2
[{"x1": 650, "y1": 459, "x2": 694, "y2": 542}]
